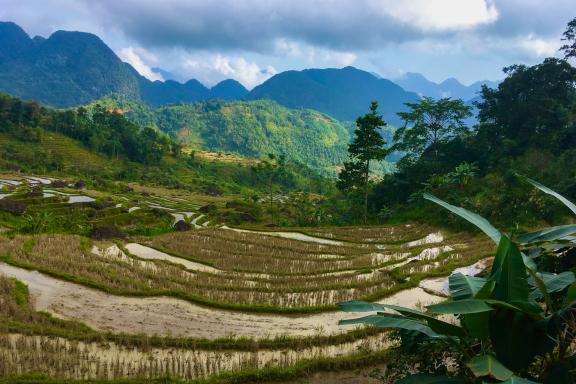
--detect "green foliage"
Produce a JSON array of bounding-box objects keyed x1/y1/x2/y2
[
  {"x1": 371, "y1": 55, "x2": 576, "y2": 230},
  {"x1": 561, "y1": 17, "x2": 576, "y2": 59},
  {"x1": 95, "y1": 97, "x2": 352, "y2": 175},
  {"x1": 337, "y1": 102, "x2": 388, "y2": 223},
  {"x1": 338, "y1": 182, "x2": 576, "y2": 383},
  {"x1": 394, "y1": 97, "x2": 472, "y2": 163}
]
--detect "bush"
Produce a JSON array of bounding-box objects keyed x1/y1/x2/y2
[
  {"x1": 90, "y1": 226, "x2": 127, "y2": 240},
  {"x1": 0, "y1": 199, "x2": 27, "y2": 215},
  {"x1": 174, "y1": 220, "x2": 192, "y2": 231}
]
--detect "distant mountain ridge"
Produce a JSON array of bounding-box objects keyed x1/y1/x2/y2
[
  {"x1": 394, "y1": 72, "x2": 499, "y2": 101},
  {"x1": 246, "y1": 66, "x2": 420, "y2": 125},
  {"x1": 0, "y1": 21, "x2": 248, "y2": 107},
  {"x1": 0, "y1": 21, "x2": 494, "y2": 125}
]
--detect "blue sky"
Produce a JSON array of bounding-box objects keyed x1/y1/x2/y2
[{"x1": 0, "y1": 0, "x2": 573, "y2": 88}]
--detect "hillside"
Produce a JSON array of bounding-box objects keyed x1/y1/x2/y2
[
  {"x1": 0, "y1": 93, "x2": 328, "y2": 199},
  {"x1": 245, "y1": 66, "x2": 419, "y2": 125},
  {"x1": 93, "y1": 97, "x2": 360, "y2": 174}
]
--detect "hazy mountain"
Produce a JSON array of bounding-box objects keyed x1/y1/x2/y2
[
  {"x1": 210, "y1": 79, "x2": 248, "y2": 100},
  {"x1": 0, "y1": 21, "x2": 247, "y2": 107},
  {"x1": 246, "y1": 66, "x2": 419, "y2": 125},
  {"x1": 394, "y1": 72, "x2": 499, "y2": 101}
]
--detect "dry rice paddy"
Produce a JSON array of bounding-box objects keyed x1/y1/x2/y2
[{"x1": 0, "y1": 206, "x2": 494, "y2": 381}]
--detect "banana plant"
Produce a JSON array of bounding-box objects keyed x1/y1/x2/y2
[{"x1": 338, "y1": 177, "x2": 576, "y2": 383}]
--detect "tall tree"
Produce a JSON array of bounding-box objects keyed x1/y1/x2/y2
[
  {"x1": 476, "y1": 58, "x2": 576, "y2": 158},
  {"x1": 394, "y1": 97, "x2": 472, "y2": 164},
  {"x1": 337, "y1": 101, "x2": 387, "y2": 223},
  {"x1": 561, "y1": 17, "x2": 576, "y2": 59}
]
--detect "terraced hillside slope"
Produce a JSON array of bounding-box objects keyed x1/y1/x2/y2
[{"x1": 0, "y1": 179, "x2": 494, "y2": 382}]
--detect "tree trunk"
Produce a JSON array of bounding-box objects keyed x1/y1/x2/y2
[{"x1": 364, "y1": 159, "x2": 370, "y2": 224}]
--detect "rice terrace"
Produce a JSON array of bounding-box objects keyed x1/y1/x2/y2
[{"x1": 1, "y1": 2, "x2": 576, "y2": 384}]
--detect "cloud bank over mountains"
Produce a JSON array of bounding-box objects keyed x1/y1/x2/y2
[{"x1": 0, "y1": 0, "x2": 572, "y2": 87}]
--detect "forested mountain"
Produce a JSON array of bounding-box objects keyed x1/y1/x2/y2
[
  {"x1": 0, "y1": 21, "x2": 247, "y2": 107},
  {"x1": 92, "y1": 97, "x2": 355, "y2": 174},
  {"x1": 1, "y1": 20, "x2": 495, "y2": 129},
  {"x1": 245, "y1": 66, "x2": 419, "y2": 125},
  {"x1": 0, "y1": 22, "x2": 140, "y2": 107},
  {"x1": 395, "y1": 72, "x2": 499, "y2": 100}
]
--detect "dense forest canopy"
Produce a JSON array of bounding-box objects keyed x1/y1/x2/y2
[
  {"x1": 352, "y1": 56, "x2": 576, "y2": 228},
  {"x1": 0, "y1": 94, "x2": 174, "y2": 164}
]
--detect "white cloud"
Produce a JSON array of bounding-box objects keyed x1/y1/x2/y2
[
  {"x1": 181, "y1": 54, "x2": 277, "y2": 89},
  {"x1": 378, "y1": 0, "x2": 499, "y2": 31},
  {"x1": 274, "y1": 39, "x2": 356, "y2": 67},
  {"x1": 517, "y1": 35, "x2": 559, "y2": 58},
  {"x1": 117, "y1": 47, "x2": 163, "y2": 81}
]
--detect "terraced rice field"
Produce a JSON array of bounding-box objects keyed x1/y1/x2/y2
[
  {"x1": 0, "y1": 174, "x2": 214, "y2": 234},
  {"x1": 0, "y1": 179, "x2": 495, "y2": 381}
]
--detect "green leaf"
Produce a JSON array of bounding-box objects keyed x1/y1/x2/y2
[
  {"x1": 518, "y1": 174, "x2": 576, "y2": 216},
  {"x1": 466, "y1": 355, "x2": 513, "y2": 380},
  {"x1": 501, "y1": 375, "x2": 540, "y2": 383},
  {"x1": 338, "y1": 300, "x2": 466, "y2": 337},
  {"x1": 428, "y1": 299, "x2": 494, "y2": 314},
  {"x1": 517, "y1": 224, "x2": 576, "y2": 244},
  {"x1": 337, "y1": 300, "x2": 391, "y2": 312},
  {"x1": 338, "y1": 313, "x2": 443, "y2": 338},
  {"x1": 423, "y1": 193, "x2": 501, "y2": 244},
  {"x1": 564, "y1": 282, "x2": 576, "y2": 305},
  {"x1": 492, "y1": 236, "x2": 530, "y2": 303},
  {"x1": 527, "y1": 268, "x2": 553, "y2": 308},
  {"x1": 397, "y1": 374, "x2": 467, "y2": 383},
  {"x1": 449, "y1": 273, "x2": 489, "y2": 301},
  {"x1": 529, "y1": 272, "x2": 575, "y2": 300},
  {"x1": 463, "y1": 312, "x2": 490, "y2": 340},
  {"x1": 475, "y1": 280, "x2": 496, "y2": 299}
]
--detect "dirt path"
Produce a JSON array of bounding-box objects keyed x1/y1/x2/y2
[{"x1": 0, "y1": 262, "x2": 443, "y2": 339}]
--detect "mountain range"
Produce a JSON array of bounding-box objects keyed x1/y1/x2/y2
[
  {"x1": 0, "y1": 21, "x2": 497, "y2": 126},
  {"x1": 394, "y1": 72, "x2": 499, "y2": 101},
  {"x1": 0, "y1": 22, "x2": 249, "y2": 107}
]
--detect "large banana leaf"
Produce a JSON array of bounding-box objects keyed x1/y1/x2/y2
[
  {"x1": 565, "y1": 282, "x2": 576, "y2": 305},
  {"x1": 466, "y1": 355, "x2": 513, "y2": 381},
  {"x1": 518, "y1": 174, "x2": 576, "y2": 216},
  {"x1": 501, "y1": 376, "x2": 540, "y2": 384},
  {"x1": 449, "y1": 273, "x2": 489, "y2": 301},
  {"x1": 428, "y1": 299, "x2": 494, "y2": 314},
  {"x1": 529, "y1": 271, "x2": 575, "y2": 298},
  {"x1": 338, "y1": 313, "x2": 443, "y2": 338},
  {"x1": 492, "y1": 236, "x2": 530, "y2": 303},
  {"x1": 337, "y1": 301, "x2": 465, "y2": 337},
  {"x1": 397, "y1": 374, "x2": 467, "y2": 383},
  {"x1": 463, "y1": 311, "x2": 490, "y2": 340},
  {"x1": 429, "y1": 298, "x2": 534, "y2": 315},
  {"x1": 423, "y1": 193, "x2": 501, "y2": 244},
  {"x1": 517, "y1": 224, "x2": 576, "y2": 245}
]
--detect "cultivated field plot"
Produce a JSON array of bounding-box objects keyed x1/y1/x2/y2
[
  {"x1": 0, "y1": 215, "x2": 494, "y2": 381},
  {"x1": 0, "y1": 174, "x2": 213, "y2": 235}
]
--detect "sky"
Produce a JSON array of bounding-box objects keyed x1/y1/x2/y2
[{"x1": 0, "y1": 0, "x2": 573, "y2": 89}]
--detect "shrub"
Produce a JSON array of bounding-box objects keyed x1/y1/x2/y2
[
  {"x1": 0, "y1": 199, "x2": 27, "y2": 215},
  {"x1": 174, "y1": 220, "x2": 192, "y2": 231},
  {"x1": 90, "y1": 225, "x2": 127, "y2": 240}
]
